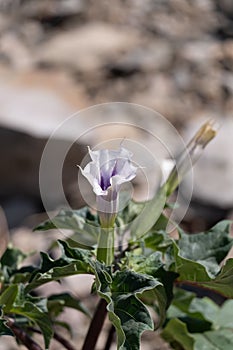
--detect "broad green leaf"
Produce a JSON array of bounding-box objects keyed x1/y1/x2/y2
[
  {"x1": 192, "y1": 299, "x2": 233, "y2": 349},
  {"x1": 163, "y1": 318, "x2": 233, "y2": 350},
  {"x1": 201, "y1": 258, "x2": 233, "y2": 297},
  {"x1": 0, "y1": 246, "x2": 27, "y2": 269},
  {"x1": 189, "y1": 297, "x2": 219, "y2": 324},
  {"x1": 26, "y1": 240, "x2": 93, "y2": 292},
  {"x1": 34, "y1": 207, "x2": 99, "y2": 249},
  {"x1": 176, "y1": 221, "x2": 233, "y2": 276},
  {"x1": 164, "y1": 290, "x2": 233, "y2": 350},
  {"x1": 211, "y1": 299, "x2": 233, "y2": 329},
  {"x1": 11, "y1": 302, "x2": 53, "y2": 349},
  {"x1": 161, "y1": 318, "x2": 195, "y2": 350},
  {"x1": 164, "y1": 221, "x2": 233, "y2": 297},
  {"x1": 92, "y1": 261, "x2": 163, "y2": 350},
  {"x1": 170, "y1": 243, "x2": 233, "y2": 297},
  {"x1": 130, "y1": 187, "x2": 167, "y2": 239},
  {"x1": 48, "y1": 293, "x2": 90, "y2": 317},
  {"x1": 116, "y1": 200, "x2": 144, "y2": 229},
  {"x1": 126, "y1": 251, "x2": 163, "y2": 275},
  {"x1": 145, "y1": 230, "x2": 172, "y2": 252},
  {"x1": 193, "y1": 329, "x2": 233, "y2": 350},
  {"x1": 0, "y1": 284, "x2": 18, "y2": 312},
  {"x1": 166, "y1": 289, "x2": 214, "y2": 333},
  {"x1": 126, "y1": 251, "x2": 177, "y2": 314},
  {"x1": 0, "y1": 284, "x2": 52, "y2": 348},
  {"x1": 170, "y1": 240, "x2": 214, "y2": 280},
  {"x1": 144, "y1": 213, "x2": 171, "y2": 251},
  {"x1": 189, "y1": 298, "x2": 233, "y2": 329}
]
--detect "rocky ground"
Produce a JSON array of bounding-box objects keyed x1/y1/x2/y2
[{"x1": 0, "y1": 0, "x2": 233, "y2": 349}]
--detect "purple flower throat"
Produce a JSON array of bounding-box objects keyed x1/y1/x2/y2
[{"x1": 100, "y1": 162, "x2": 118, "y2": 191}]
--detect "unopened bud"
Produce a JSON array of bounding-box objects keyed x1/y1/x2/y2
[
  {"x1": 165, "y1": 120, "x2": 217, "y2": 196},
  {"x1": 189, "y1": 120, "x2": 217, "y2": 149}
]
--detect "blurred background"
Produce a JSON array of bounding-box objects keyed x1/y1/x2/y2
[{"x1": 0, "y1": 0, "x2": 233, "y2": 349}]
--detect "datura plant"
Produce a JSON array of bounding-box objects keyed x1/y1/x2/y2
[{"x1": 1, "y1": 121, "x2": 233, "y2": 350}]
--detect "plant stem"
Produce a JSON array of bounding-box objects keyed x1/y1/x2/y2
[
  {"x1": 28, "y1": 327, "x2": 76, "y2": 350},
  {"x1": 7, "y1": 320, "x2": 43, "y2": 350},
  {"x1": 54, "y1": 331, "x2": 76, "y2": 350},
  {"x1": 104, "y1": 324, "x2": 115, "y2": 350},
  {"x1": 82, "y1": 298, "x2": 107, "y2": 350},
  {"x1": 97, "y1": 227, "x2": 114, "y2": 265}
]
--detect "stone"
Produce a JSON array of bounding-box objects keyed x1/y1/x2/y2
[
  {"x1": 0, "y1": 126, "x2": 86, "y2": 227},
  {"x1": 37, "y1": 22, "x2": 141, "y2": 73},
  {"x1": 106, "y1": 41, "x2": 172, "y2": 75},
  {"x1": 0, "y1": 32, "x2": 33, "y2": 69},
  {"x1": 0, "y1": 68, "x2": 89, "y2": 136},
  {"x1": 180, "y1": 41, "x2": 223, "y2": 66},
  {"x1": 218, "y1": 0, "x2": 233, "y2": 18},
  {"x1": 223, "y1": 40, "x2": 233, "y2": 70},
  {"x1": 8, "y1": 0, "x2": 85, "y2": 20}
]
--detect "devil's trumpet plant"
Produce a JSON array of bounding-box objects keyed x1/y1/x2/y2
[{"x1": 5, "y1": 120, "x2": 225, "y2": 350}]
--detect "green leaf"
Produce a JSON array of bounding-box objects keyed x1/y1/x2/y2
[
  {"x1": 166, "y1": 289, "x2": 214, "y2": 333},
  {"x1": 193, "y1": 330, "x2": 233, "y2": 350},
  {"x1": 163, "y1": 290, "x2": 233, "y2": 350},
  {"x1": 191, "y1": 300, "x2": 233, "y2": 349},
  {"x1": 129, "y1": 187, "x2": 166, "y2": 239},
  {"x1": 92, "y1": 262, "x2": 163, "y2": 350},
  {"x1": 176, "y1": 221, "x2": 233, "y2": 275},
  {"x1": 169, "y1": 242, "x2": 233, "y2": 297},
  {"x1": 163, "y1": 317, "x2": 233, "y2": 350},
  {"x1": 116, "y1": 200, "x2": 144, "y2": 229},
  {"x1": 188, "y1": 297, "x2": 219, "y2": 324},
  {"x1": 11, "y1": 302, "x2": 53, "y2": 349},
  {"x1": 1, "y1": 246, "x2": 27, "y2": 269},
  {"x1": 213, "y1": 299, "x2": 233, "y2": 328},
  {"x1": 34, "y1": 207, "x2": 99, "y2": 249},
  {"x1": 0, "y1": 309, "x2": 13, "y2": 336},
  {"x1": 162, "y1": 318, "x2": 195, "y2": 350},
  {"x1": 145, "y1": 229, "x2": 172, "y2": 252},
  {"x1": 0, "y1": 284, "x2": 18, "y2": 312},
  {"x1": 201, "y1": 258, "x2": 233, "y2": 298},
  {"x1": 191, "y1": 298, "x2": 233, "y2": 330},
  {"x1": 164, "y1": 221, "x2": 233, "y2": 298},
  {"x1": 0, "y1": 318, "x2": 13, "y2": 336},
  {"x1": 125, "y1": 251, "x2": 177, "y2": 315},
  {"x1": 48, "y1": 293, "x2": 90, "y2": 317},
  {"x1": 26, "y1": 240, "x2": 93, "y2": 292}
]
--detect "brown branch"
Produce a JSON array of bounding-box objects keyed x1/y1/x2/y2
[
  {"x1": 53, "y1": 331, "x2": 76, "y2": 350},
  {"x1": 82, "y1": 298, "x2": 107, "y2": 350},
  {"x1": 104, "y1": 324, "x2": 115, "y2": 350},
  {"x1": 6, "y1": 320, "x2": 43, "y2": 350},
  {"x1": 27, "y1": 327, "x2": 76, "y2": 350}
]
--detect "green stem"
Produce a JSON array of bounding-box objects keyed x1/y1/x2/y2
[{"x1": 97, "y1": 227, "x2": 114, "y2": 265}]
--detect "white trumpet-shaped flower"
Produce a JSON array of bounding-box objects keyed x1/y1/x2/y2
[{"x1": 79, "y1": 146, "x2": 138, "y2": 227}]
